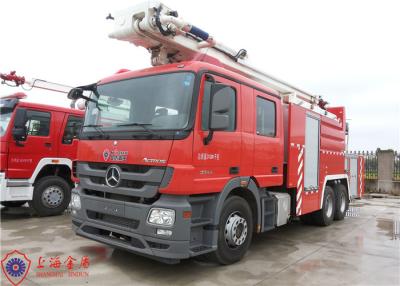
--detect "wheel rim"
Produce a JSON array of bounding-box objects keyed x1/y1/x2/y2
[
  {"x1": 325, "y1": 194, "x2": 333, "y2": 218},
  {"x1": 41, "y1": 186, "x2": 64, "y2": 208},
  {"x1": 224, "y1": 211, "x2": 248, "y2": 248},
  {"x1": 340, "y1": 192, "x2": 346, "y2": 213}
]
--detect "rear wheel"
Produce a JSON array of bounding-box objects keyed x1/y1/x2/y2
[
  {"x1": 1, "y1": 201, "x2": 27, "y2": 207},
  {"x1": 208, "y1": 196, "x2": 253, "y2": 265},
  {"x1": 313, "y1": 186, "x2": 335, "y2": 226},
  {"x1": 334, "y1": 184, "x2": 348, "y2": 220},
  {"x1": 29, "y1": 176, "x2": 71, "y2": 216}
]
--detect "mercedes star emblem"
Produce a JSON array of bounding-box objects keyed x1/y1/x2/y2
[{"x1": 105, "y1": 165, "x2": 121, "y2": 188}]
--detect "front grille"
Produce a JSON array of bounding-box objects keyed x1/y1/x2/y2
[
  {"x1": 77, "y1": 162, "x2": 170, "y2": 201},
  {"x1": 88, "y1": 177, "x2": 146, "y2": 189},
  {"x1": 87, "y1": 210, "x2": 140, "y2": 230},
  {"x1": 88, "y1": 162, "x2": 152, "y2": 173},
  {"x1": 83, "y1": 189, "x2": 158, "y2": 204}
]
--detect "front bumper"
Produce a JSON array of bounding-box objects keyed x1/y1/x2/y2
[
  {"x1": 0, "y1": 173, "x2": 33, "y2": 202},
  {"x1": 71, "y1": 187, "x2": 195, "y2": 261}
]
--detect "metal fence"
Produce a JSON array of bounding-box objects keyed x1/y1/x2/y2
[{"x1": 350, "y1": 150, "x2": 400, "y2": 181}]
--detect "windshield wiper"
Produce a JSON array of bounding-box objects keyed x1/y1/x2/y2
[
  {"x1": 83, "y1": 124, "x2": 107, "y2": 138},
  {"x1": 116, "y1": 122, "x2": 159, "y2": 137}
]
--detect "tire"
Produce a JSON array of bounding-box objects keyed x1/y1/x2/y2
[
  {"x1": 313, "y1": 185, "x2": 335, "y2": 226},
  {"x1": 334, "y1": 184, "x2": 349, "y2": 221},
  {"x1": 208, "y1": 196, "x2": 253, "y2": 265},
  {"x1": 1, "y1": 201, "x2": 27, "y2": 207},
  {"x1": 29, "y1": 176, "x2": 71, "y2": 216}
]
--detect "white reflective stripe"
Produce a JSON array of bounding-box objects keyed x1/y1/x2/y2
[
  {"x1": 29, "y1": 158, "x2": 72, "y2": 183},
  {"x1": 297, "y1": 160, "x2": 303, "y2": 175},
  {"x1": 296, "y1": 185, "x2": 303, "y2": 201},
  {"x1": 297, "y1": 173, "x2": 303, "y2": 188},
  {"x1": 296, "y1": 146, "x2": 305, "y2": 216},
  {"x1": 296, "y1": 197, "x2": 302, "y2": 213},
  {"x1": 298, "y1": 148, "x2": 304, "y2": 162},
  {"x1": 320, "y1": 174, "x2": 349, "y2": 208}
]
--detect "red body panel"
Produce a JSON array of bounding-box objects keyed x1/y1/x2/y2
[
  {"x1": 286, "y1": 104, "x2": 346, "y2": 215},
  {"x1": 77, "y1": 140, "x2": 173, "y2": 167}
]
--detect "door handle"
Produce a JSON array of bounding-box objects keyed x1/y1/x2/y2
[
  {"x1": 44, "y1": 142, "x2": 52, "y2": 148},
  {"x1": 271, "y1": 166, "x2": 279, "y2": 173}
]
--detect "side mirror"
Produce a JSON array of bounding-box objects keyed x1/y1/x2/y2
[
  {"x1": 204, "y1": 84, "x2": 234, "y2": 145},
  {"x1": 12, "y1": 108, "x2": 28, "y2": 142},
  {"x1": 209, "y1": 84, "x2": 234, "y2": 131},
  {"x1": 12, "y1": 127, "x2": 27, "y2": 142},
  {"x1": 67, "y1": 88, "x2": 84, "y2": 100}
]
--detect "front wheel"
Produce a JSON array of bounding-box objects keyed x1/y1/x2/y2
[
  {"x1": 1, "y1": 201, "x2": 27, "y2": 208},
  {"x1": 208, "y1": 196, "x2": 253, "y2": 265},
  {"x1": 29, "y1": 176, "x2": 71, "y2": 216}
]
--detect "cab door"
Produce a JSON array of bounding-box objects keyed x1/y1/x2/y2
[
  {"x1": 253, "y1": 92, "x2": 284, "y2": 187},
  {"x1": 8, "y1": 108, "x2": 59, "y2": 178},
  {"x1": 58, "y1": 115, "x2": 83, "y2": 160},
  {"x1": 192, "y1": 74, "x2": 242, "y2": 194}
]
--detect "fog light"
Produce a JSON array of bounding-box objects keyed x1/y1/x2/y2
[
  {"x1": 71, "y1": 193, "x2": 81, "y2": 210},
  {"x1": 147, "y1": 208, "x2": 175, "y2": 226},
  {"x1": 157, "y1": 229, "x2": 172, "y2": 236}
]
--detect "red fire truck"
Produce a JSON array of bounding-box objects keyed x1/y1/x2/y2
[
  {"x1": 70, "y1": 1, "x2": 363, "y2": 264},
  {"x1": 0, "y1": 92, "x2": 84, "y2": 216}
]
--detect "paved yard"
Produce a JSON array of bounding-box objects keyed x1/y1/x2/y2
[{"x1": 1, "y1": 197, "x2": 399, "y2": 286}]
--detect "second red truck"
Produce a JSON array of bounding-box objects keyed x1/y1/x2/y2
[{"x1": 0, "y1": 93, "x2": 84, "y2": 215}]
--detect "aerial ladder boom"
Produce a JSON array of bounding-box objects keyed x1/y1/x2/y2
[
  {"x1": 108, "y1": 0, "x2": 337, "y2": 120},
  {"x1": 0, "y1": 70, "x2": 81, "y2": 108},
  {"x1": 0, "y1": 71, "x2": 72, "y2": 94}
]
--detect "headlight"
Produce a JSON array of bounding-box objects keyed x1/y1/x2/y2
[
  {"x1": 147, "y1": 208, "x2": 175, "y2": 226},
  {"x1": 71, "y1": 193, "x2": 81, "y2": 210}
]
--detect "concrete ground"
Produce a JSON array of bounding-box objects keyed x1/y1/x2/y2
[{"x1": 1, "y1": 197, "x2": 399, "y2": 286}]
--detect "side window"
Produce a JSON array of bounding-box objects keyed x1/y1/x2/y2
[
  {"x1": 26, "y1": 110, "x2": 51, "y2": 136},
  {"x1": 201, "y1": 79, "x2": 236, "y2": 131},
  {"x1": 256, "y1": 96, "x2": 276, "y2": 137},
  {"x1": 62, "y1": 116, "x2": 84, "y2": 144}
]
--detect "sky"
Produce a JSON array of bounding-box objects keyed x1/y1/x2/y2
[{"x1": 1, "y1": 0, "x2": 399, "y2": 151}]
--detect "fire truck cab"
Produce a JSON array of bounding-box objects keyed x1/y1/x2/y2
[{"x1": 0, "y1": 93, "x2": 84, "y2": 216}]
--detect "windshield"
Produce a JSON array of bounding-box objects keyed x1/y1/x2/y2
[
  {"x1": 82, "y1": 72, "x2": 195, "y2": 139},
  {"x1": 0, "y1": 111, "x2": 12, "y2": 137}
]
